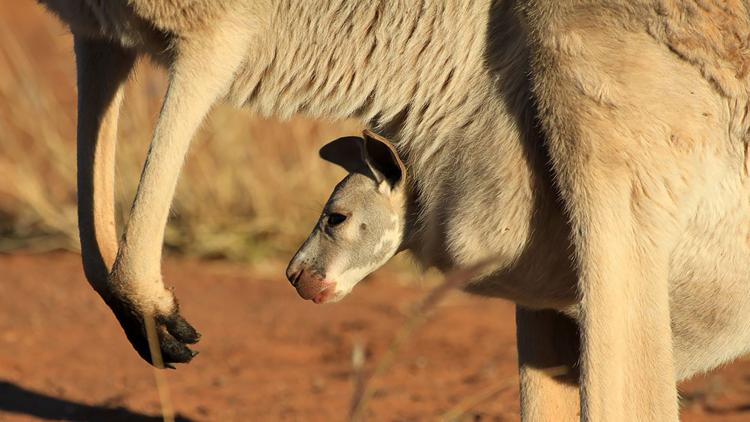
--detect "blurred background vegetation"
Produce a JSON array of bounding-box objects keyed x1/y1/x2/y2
[{"x1": 0, "y1": 2, "x2": 367, "y2": 263}]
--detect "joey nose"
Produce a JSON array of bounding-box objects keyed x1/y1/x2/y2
[
  {"x1": 286, "y1": 256, "x2": 330, "y2": 301},
  {"x1": 286, "y1": 262, "x2": 302, "y2": 287}
]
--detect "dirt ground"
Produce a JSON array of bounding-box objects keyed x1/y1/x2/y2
[
  {"x1": 0, "y1": 253, "x2": 748, "y2": 421},
  {"x1": 3, "y1": 2, "x2": 750, "y2": 421}
]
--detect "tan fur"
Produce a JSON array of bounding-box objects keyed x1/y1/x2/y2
[
  {"x1": 520, "y1": 1, "x2": 750, "y2": 420},
  {"x1": 36, "y1": 0, "x2": 750, "y2": 420}
]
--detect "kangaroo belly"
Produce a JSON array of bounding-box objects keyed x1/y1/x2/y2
[
  {"x1": 458, "y1": 140, "x2": 750, "y2": 381},
  {"x1": 669, "y1": 172, "x2": 750, "y2": 380}
]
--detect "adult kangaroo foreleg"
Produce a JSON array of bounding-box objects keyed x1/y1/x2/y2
[
  {"x1": 74, "y1": 37, "x2": 135, "y2": 288},
  {"x1": 516, "y1": 307, "x2": 580, "y2": 421},
  {"x1": 105, "y1": 19, "x2": 252, "y2": 366}
]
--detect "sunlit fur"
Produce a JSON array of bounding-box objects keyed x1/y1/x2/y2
[{"x1": 37, "y1": 1, "x2": 750, "y2": 420}]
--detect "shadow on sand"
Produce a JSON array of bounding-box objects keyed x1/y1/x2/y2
[{"x1": 0, "y1": 380, "x2": 193, "y2": 421}]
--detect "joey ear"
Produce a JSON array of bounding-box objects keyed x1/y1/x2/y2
[
  {"x1": 361, "y1": 129, "x2": 406, "y2": 190},
  {"x1": 319, "y1": 136, "x2": 367, "y2": 174}
]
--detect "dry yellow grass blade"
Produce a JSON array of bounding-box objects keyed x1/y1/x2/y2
[{"x1": 144, "y1": 314, "x2": 176, "y2": 422}]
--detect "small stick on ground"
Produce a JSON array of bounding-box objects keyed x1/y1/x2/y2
[
  {"x1": 438, "y1": 379, "x2": 516, "y2": 422},
  {"x1": 144, "y1": 313, "x2": 176, "y2": 422}
]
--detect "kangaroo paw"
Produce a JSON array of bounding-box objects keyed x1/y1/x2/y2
[{"x1": 105, "y1": 291, "x2": 200, "y2": 368}]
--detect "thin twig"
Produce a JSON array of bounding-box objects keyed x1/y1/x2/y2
[
  {"x1": 144, "y1": 313, "x2": 176, "y2": 422},
  {"x1": 348, "y1": 259, "x2": 497, "y2": 422},
  {"x1": 438, "y1": 379, "x2": 515, "y2": 422}
]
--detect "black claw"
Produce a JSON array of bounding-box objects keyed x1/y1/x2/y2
[
  {"x1": 158, "y1": 328, "x2": 196, "y2": 364},
  {"x1": 165, "y1": 314, "x2": 201, "y2": 344}
]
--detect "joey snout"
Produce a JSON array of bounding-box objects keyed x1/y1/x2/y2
[{"x1": 286, "y1": 259, "x2": 337, "y2": 304}]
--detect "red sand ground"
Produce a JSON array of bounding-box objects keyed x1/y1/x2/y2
[
  {"x1": 2, "y1": 3, "x2": 750, "y2": 421},
  {"x1": 0, "y1": 252, "x2": 749, "y2": 421}
]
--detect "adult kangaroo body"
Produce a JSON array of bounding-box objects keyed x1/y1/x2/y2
[{"x1": 37, "y1": 0, "x2": 750, "y2": 420}]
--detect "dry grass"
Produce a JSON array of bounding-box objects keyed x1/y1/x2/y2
[{"x1": 0, "y1": 10, "x2": 361, "y2": 261}]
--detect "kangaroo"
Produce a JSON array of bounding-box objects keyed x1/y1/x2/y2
[
  {"x1": 291, "y1": 128, "x2": 750, "y2": 419},
  {"x1": 36, "y1": 0, "x2": 750, "y2": 420}
]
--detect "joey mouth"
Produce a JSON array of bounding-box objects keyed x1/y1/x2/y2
[
  {"x1": 289, "y1": 268, "x2": 337, "y2": 303},
  {"x1": 311, "y1": 284, "x2": 336, "y2": 304}
]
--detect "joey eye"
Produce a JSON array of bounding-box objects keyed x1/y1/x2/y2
[{"x1": 327, "y1": 213, "x2": 348, "y2": 227}]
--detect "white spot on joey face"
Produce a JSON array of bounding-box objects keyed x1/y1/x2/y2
[{"x1": 286, "y1": 130, "x2": 408, "y2": 303}]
